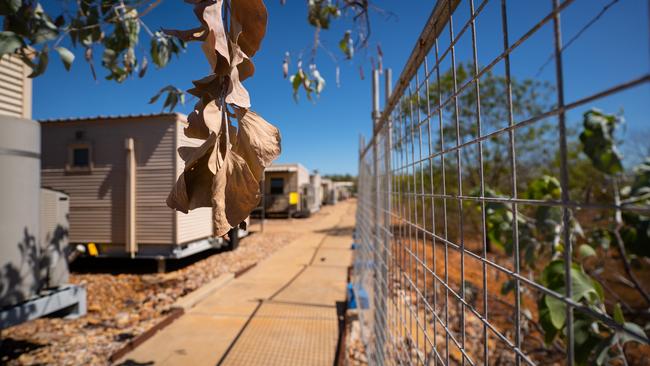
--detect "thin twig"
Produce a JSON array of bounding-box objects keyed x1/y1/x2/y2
[
  {"x1": 590, "y1": 272, "x2": 635, "y2": 313},
  {"x1": 138, "y1": 0, "x2": 163, "y2": 18},
  {"x1": 535, "y1": 0, "x2": 620, "y2": 76},
  {"x1": 612, "y1": 178, "x2": 650, "y2": 305}
]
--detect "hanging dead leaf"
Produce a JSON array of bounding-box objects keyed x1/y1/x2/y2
[
  {"x1": 225, "y1": 53, "x2": 251, "y2": 108},
  {"x1": 197, "y1": 0, "x2": 230, "y2": 64},
  {"x1": 211, "y1": 150, "x2": 260, "y2": 236},
  {"x1": 234, "y1": 108, "x2": 281, "y2": 181},
  {"x1": 201, "y1": 30, "x2": 231, "y2": 74},
  {"x1": 185, "y1": 100, "x2": 223, "y2": 139},
  {"x1": 230, "y1": 0, "x2": 268, "y2": 57},
  {"x1": 230, "y1": 39, "x2": 255, "y2": 81},
  {"x1": 167, "y1": 173, "x2": 190, "y2": 213},
  {"x1": 167, "y1": 134, "x2": 217, "y2": 212},
  {"x1": 225, "y1": 67, "x2": 250, "y2": 108}
]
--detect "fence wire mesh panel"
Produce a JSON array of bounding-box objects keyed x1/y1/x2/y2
[{"x1": 353, "y1": 0, "x2": 650, "y2": 365}]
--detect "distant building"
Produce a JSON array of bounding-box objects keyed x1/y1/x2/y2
[
  {"x1": 333, "y1": 181, "x2": 355, "y2": 200},
  {"x1": 321, "y1": 178, "x2": 337, "y2": 205},
  {"x1": 0, "y1": 55, "x2": 32, "y2": 119},
  {"x1": 262, "y1": 163, "x2": 309, "y2": 217},
  {"x1": 39, "y1": 113, "x2": 227, "y2": 259},
  {"x1": 261, "y1": 163, "x2": 322, "y2": 217}
]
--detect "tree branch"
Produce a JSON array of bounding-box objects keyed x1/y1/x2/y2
[{"x1": 612, "y1": 178, "x2": 650, "y2": 305}]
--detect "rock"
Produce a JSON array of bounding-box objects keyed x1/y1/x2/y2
[
  {"x1": 87, "y1": 304, "x2": 101, "y2": 313},
  {"x1": 114, "y1": 312, "x2": 130, "y2": 328}
]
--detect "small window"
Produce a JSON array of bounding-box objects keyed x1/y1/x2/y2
[
  {"x1": 72, "y1": 147, "x2": 90, "y2": 168},
  {"x1": 270, "y1": 178, "x2": 284, "y2": 195},
  {"x1": 67, "y1": 143, "x2": 92, "y2": 172}
]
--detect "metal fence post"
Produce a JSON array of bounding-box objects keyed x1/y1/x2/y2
[
  {"x1": 383, "y1": 68, "x2": 393, "y2": 363},
  {"x1": 371, "y1": 68, "x2": 386, "y2": 365}
]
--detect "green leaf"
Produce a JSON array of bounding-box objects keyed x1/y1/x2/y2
[
  {"x1": 0, "y1": 31, "x2": 23, "y2": 57},
  {"x1": 150, "y1": 33, "x2": 170, "y2": 68},
  {"x1": 32, "y1": 25, "x2": 59, "y2": 44},
  {"x1": 149, "y1": 85, "x2": 184, "y2": 112},
  {"x1": 579, "y1": 109, "x2": 624, "y2": 175},
  {"x1": 577, "y1": 244, "x2": 596, "y2": 259},
  {"x1": 525, "y1": 175, "x2": 561, "y2": 200},
  {"x1": 55, "y1": 46, "x2": 75, "y2": 71},
  {"x1": 613, "y1": 303, "x2": 625, "y2": 325},
  {"x1": 289, "y1": 70, "x2": 304, "y2": 101},
  {"x1": 544, "y1": 295, "x2": 566, "y2": 329},
  {"x1": 571, "y1": 265, "x2": 602, "y2": 303},
  {"x1": 539, "y1": 301, "x2": 560, "y2": 344},
  {"x1": 339, "y1": 31, "x2": 353, "y2": 60}
]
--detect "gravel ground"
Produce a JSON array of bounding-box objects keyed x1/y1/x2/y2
[{"x1": 0, "y1": 229, "x2": 298, "y2": 366}]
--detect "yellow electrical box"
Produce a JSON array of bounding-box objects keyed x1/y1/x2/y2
[
  {"x1": 289, "y1": 192, "x2": 299, "y2": 205},
  {"x1": 87, "y1": 242, "x2": 99, "y2": 257}
]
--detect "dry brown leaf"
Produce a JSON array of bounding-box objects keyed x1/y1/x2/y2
[
  {"x1": 225, "y1": 65, "x2": 251, "y2": 108},
  {"x1": 229, "y1": 18, "x2": 254, "y2": 81},
  {"x1": 229, "y1": 121, "x2": 238, "y2": 148},
  {"x1": 211, "y1": 150, "x2": 260, "y2": 237},
  {"x1": 197, "y1": 0, "x2": 230, "y2": 65},
  {"x1": 167, "y1": 173, "x2": 190, "y2": 213},
  {"x1": 167, "y1": 134, "x2": 216, "y2": 212},
  {"x1": 224, "y1": 42, "x2": 251, "y2": 108},
  {"x1": 185, "y1": 99, "x2": 223, "y2": 139},
  {"x1": 201, "y1": 30, "x2": 231, "y2": 74},
  {"x1": 231, "y1": 39, "x2": 255, "y2": 81},
  {"x1": 233, "y1": 109, "x2": 281, "y2": 181},
  {"x1": 187, "y1": 74, "x2": 219, "y2": 98},
  {"x1": 230, "y1": 0, "x2": 268, "y2": 57}
]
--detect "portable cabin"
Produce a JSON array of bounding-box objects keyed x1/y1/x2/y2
[
  {"x1": 39, "y1": 113, "x2": 229, "y2": 259},
  {"x1": 262, "y1": 163, "x2": 311, "y2": 217},
  {"x1": 334, "y1": 181, "x2": 355, "y2": 200},
  {"x1": 321, "y1": 178, "x2": 337, "y2": 205}
]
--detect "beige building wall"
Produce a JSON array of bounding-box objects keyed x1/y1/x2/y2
[{"x1": 0, "y1": 55, "x2": 32, "y2": 119}]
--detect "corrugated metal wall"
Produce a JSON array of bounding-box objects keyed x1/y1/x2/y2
[
  {"x1": 0, "y1": 55, "x2": 32, "y2": 119},
  {"x1": 175, "y1": 119, "x2": 213, "y2": 243},
  {"x1": 41, "y1": 117, "x2": 177, "y2": 246}
]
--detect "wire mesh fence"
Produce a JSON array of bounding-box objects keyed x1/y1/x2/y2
[{"x1": 353, "y1": 0, "x2": 650, "y2": 364}]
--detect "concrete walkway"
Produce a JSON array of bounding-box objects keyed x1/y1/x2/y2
[{"x1": 116, "y1": 200, "x2": 356, "y2": 366}]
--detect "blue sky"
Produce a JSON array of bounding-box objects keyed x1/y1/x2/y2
[{"x1": 34, "y1": 0, "x2": 650, "y2": 175}]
